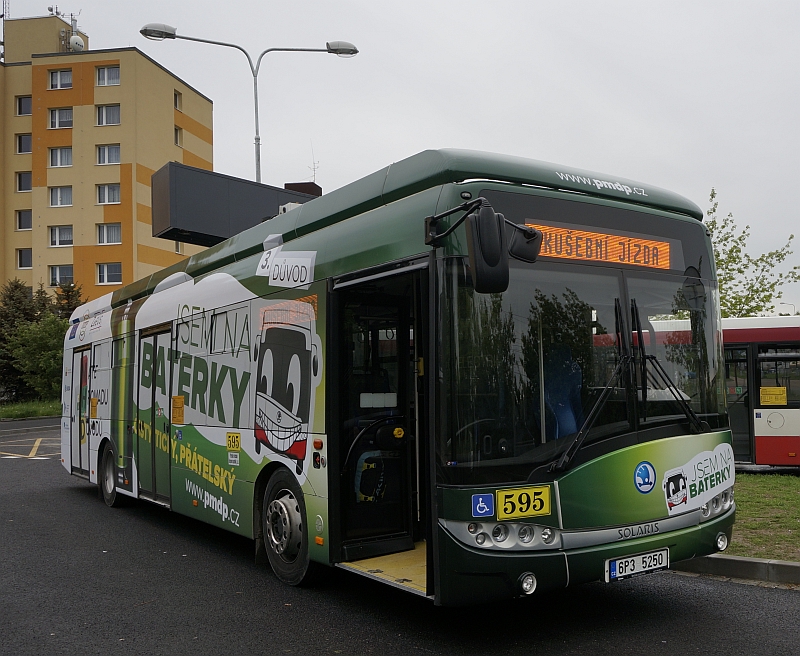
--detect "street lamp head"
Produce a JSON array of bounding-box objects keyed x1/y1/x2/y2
[
  {"x1": 140, "y1": 23, "x2": 178, "y2": 41},
  {"x1": 326, "y1": 40, "x2": 358, "y2": 57}
]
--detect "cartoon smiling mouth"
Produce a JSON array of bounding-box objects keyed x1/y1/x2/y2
[
  {"x1": 255, "y1": 393, "x2": 307, "y2": 460},
  {"x1": 667, "y1": 489, "x2": 687, "y2": 508}
]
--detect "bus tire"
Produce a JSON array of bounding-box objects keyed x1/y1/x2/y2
[
  {"x1": 100, "y1": 445, "x2": 122, "y2": 508},
  {"x1": 263, "y1": 468, "x2": 314, "y2": 586}
]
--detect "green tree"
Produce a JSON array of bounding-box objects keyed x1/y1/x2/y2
[
  {"x1": 0, "y1": 279, "x2": 39, "y2": 401},
  {"x1": 9, "y1": 314, "x2": 70, "y2": 399},
  {"x1": 707, "y1": 188, "x2": 800, "y2": 317},
  {"x1": 33, "y1": 283, "x2": 54, "y2": 318},
  {"x1": 54, "y1": 281, "x2": 85, "y2": 319}
]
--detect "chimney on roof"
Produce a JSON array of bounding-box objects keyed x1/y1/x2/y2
[{"x1": 284, "y1": 181, "x2": 322, "y2": 197}]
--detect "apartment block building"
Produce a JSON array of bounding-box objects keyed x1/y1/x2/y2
[{"x1": 2, "y1": 14, "x2": 211, "y2": 301}]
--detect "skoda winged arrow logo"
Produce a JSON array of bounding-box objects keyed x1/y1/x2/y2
[{"x1": 634, "y1": 461, "x2": 656, "y2": 494}]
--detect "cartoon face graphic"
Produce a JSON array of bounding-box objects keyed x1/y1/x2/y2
[
  {"x1": 253, "y1": 300, "x2": 321, "y2": 475},
  {"x1": 664, "y1": 471, "x2": 688, "y2": 509}
]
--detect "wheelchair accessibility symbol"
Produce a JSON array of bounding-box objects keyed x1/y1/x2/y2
[{"x1": 472, "y1": 494, "x2": 494, "y2": 518}]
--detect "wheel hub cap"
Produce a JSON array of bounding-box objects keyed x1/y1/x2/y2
[
  {"x1": 266, "y1": 490, "x2": 302, "y2": 560},
  {"x1": 104, "y1": 456, "x2": 115, "y2": 494}
]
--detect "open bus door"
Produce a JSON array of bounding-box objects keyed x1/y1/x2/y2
[
  {"x1": 70, "y1": 347, "x2": 91, "y2": 476},
  {"x1": 331, "y1": 266, "x2": 430, "y2": 596}
]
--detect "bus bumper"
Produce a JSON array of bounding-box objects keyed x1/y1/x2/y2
[{"x1": 436, "y1": 507, "x2": 735, "y2": 607}]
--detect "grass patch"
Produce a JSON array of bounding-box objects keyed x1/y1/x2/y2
[
  {"x1": 0, "y1": 399, "x2": 61, "y2": 419},
  {"x1": 727, "y1": 472, "x2": 800, "y2": 562}
]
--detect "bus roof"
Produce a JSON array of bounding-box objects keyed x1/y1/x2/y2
[{"x1": 78, "y1": 149, "x2": 702, "y2": 320}]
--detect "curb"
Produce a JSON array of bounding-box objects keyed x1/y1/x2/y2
[
  {"x1": 0, "y1": 415, "x2": 60, "y2": 422},
  {"x1": 672, "y1": 554, "x2": 800, "y2": 585}
]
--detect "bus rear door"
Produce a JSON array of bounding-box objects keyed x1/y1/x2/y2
[{"x1": 70, "y1": 347, "x2": 91, "y2": 476}]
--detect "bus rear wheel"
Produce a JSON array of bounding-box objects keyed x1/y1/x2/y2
[
  {"x1": 100, "y1": 445, "x2": 122, "y2": 508},
  {"x1": 263, "y1": 468, "x2": 313, "y2": 586}
]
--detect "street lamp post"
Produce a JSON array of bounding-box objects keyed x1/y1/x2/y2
[{"x1": 140, "y1": 24, "x2": 358, "y2": 184}]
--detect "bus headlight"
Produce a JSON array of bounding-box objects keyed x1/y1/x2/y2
[
  {"x1": 468, "y1": 522, "x2": 480, "y2": 534},
  {"x1": 476, "y1": 533, "x2": 488, "y2": 546},
  {"x1": 716, "y1": 532, "x2": 728, "y2": 551},
  {"x1": 518, "y1": 525, "x2": 535, "y2": 543},
  {"x1": 492, "y1": 524, "x2": 509, "y2": 543},
  {"x1": 700, "y1": 503, "x2": 710, "y2": 517},
  {"x1": 541, "y1": 527, "x2": 556, "y2": 544}
]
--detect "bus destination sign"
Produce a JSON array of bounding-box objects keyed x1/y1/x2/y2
[{"x1": 526, "y1": 223, "x2": 671, "y2": 270}]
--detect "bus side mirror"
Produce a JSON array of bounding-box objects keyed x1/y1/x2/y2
[
  {"x1": 507, "y1": 224, "x2": 543, "y2": 263},
  {"x1": 465, "y1": 204, "x2": 509, "y2": 293}
]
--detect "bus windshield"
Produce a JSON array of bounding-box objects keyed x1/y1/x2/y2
[{"x1": 437, "y1": 258, "x2": 725, "y2": 486}]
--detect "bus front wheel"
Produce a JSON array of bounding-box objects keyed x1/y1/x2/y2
[{"x1": 263, "y1": 468, "x2": 313, "y2": 586}]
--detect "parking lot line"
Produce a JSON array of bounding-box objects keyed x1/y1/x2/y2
[
  {"x1": 28, "y1": 438, "x2": 43, "y2": 457},
  {"x1": 0, "y1": 436, "x2": 60, "y2": 459}
]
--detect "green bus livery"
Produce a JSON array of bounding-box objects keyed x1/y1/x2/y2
[{"x1": 62, "y1": 149, "x2": 734, "y2": 605}]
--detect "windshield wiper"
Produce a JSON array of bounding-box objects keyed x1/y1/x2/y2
[
  {"x1": 631, "y1": 299, "x2": 709, "y2": 434},
  {"x1": 552, "y1": 298, "x2": 630, "y2": 472}
]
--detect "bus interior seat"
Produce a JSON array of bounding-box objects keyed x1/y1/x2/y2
[{"x1": 352, "y1": 422, "x2": 406, "y2": 503}]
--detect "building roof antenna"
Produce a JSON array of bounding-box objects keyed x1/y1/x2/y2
[{"x1": 308, "y1": 141, "x2": 319, "y2": 183}]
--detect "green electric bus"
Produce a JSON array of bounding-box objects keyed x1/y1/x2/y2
[{"x1": 62, "y1": 149, "x2": 735, "y2": 606}]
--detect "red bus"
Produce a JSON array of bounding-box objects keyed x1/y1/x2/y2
[{"x1": 723, "y1": 316, "x2": 800, "y2": 465}]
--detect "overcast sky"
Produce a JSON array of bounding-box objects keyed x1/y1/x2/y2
[{"x1": 11, "y1": 1, "x2": 800, "y2": 311}]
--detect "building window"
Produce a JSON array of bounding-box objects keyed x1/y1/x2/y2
[
  {"x1": 96, "y1": 66, "x2": 120, "y2": 86},
  {"x1": 49, "y1": 147, "x2": 73, "y2": 167},
  {"x1": 49, "y1": 69, "x2": 73, "y2": 89},
  {"x1": 174, "y1": 90, "x2": 182, "y2": 110},
  {"x1": 97, "y1": 223, "x2": 122, "y2": 244},
  {"x1": 17, "y1": 134, "x2": 32, "y2": 154},
  {"x1": 50, "y1": 225, "x2": 73, "y2": 247},
  {"x1": 98, "y1": 262, "x2": 122, "y2": 285},
  {"x1": 97, "y1": 104, "x2": 121, "y2": 126},
  {"x1": 49, "y1": 108, "x2": 73, "y2": 128},
  {"x1": 50, "y1": 186, "x2": 73, "y2": 207},
  {"x1": 17, "y1": 96, "x2": 32, "y2": 116},
  {"x1": 97, "y1": 144, "x2": 120, "y2": 165},
  {"x1": 16, "y1": 210, "x2": 33, "y2": 230},
  {"x1": 174, "y1": 126, "x2": 183, "y2": 147},
  {"x1": 97, "y1": 184, "x2": 121, "y2": 205},
  {"x1": 17, "y1": 172, "x2": 32, "y2": 192},
  {"x1": 17, "y1": 249, "x2": 33, "y2": 269},
  {"x1": 50, "y1": 265, "x2": 74, "y2": 286}
]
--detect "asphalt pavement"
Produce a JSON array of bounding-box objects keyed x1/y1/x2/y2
[{"x1": 1, "y1": 426, "x2": 800, "y2": 655}]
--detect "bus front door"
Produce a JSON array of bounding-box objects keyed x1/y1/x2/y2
[
  {"x1": 337, "y1": 281, "x2": 418, "y2": 561},
  {"x1": 725, "y1": 346, "x2": 752, "y2": 462},
  {"x1": 70, "y1": 348, "x2": 91, "y2": 476},
  {"x1": 136, "y1": 330, "x2": 172, "y2": 502}
]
